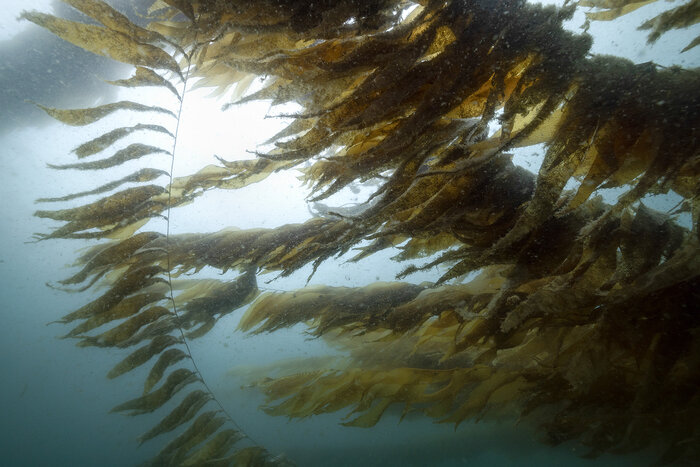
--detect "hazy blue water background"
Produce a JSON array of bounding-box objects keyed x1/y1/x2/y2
[{"x1": 0, "y1": 1, "x2": 698, "y2": 466}]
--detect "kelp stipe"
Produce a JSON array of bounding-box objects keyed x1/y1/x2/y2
[
  {"x1": 160, "y1": 40, "x2": 282, "y2": 466},
  {"x1": 25, "y1": 1, "x2": 288, "y2": 465},
  {"x1": 27, "y1": 0, "x2": 699, "y2": 466}
]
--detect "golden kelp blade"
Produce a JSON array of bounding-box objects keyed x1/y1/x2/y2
[
  {"x1": 119, "y1": 315, "x2": 179, "y2": 348},
  {"x1": 238, "y1": 282, "x2": 426, "y2": 336},
  {"x1": 341, "y1": 399, "x2": 393, "y2": 428},
  {"x1": 72, "y1": 124, "x2": 173, "y2": 158},
  {"x1": 147, "y1": 411, "x2": 225, "y2": 466},
  {"x1": 638, "y1": 0, "x2": 700, "y2": 45},
  {"x1": 159, "y1": 0, "x2": 195, "y2": 21},
  {"x1": 57, "y1": 265, "x2": 165, "y2": 324},
  {"x1": 682, "y1": 34, "x2": 700, "y2": 52},
  {"x1": 177, "y1": 270, "x2": 259, "y2": 324},
  {"x1": 108, "y1": 335, "x2": 181, "y2": 379},
  {"x1": 581, "y1": 0, "x2": 700, "y2": 50},
  {"x1": 138, "y1": 389, "x2": 211, "y2": 444},
  {"x1": 106, "y1": 67, "x2": 181, "y2": 100},
  {"x1": 35, "y1": 185, "x2": 166, "y2": 229},
  {"x1": 20, "y1": 11, "x2": 181, "y2": 75},
  {"x1": 76, "y1": 305, "x2": 171, "y2": 348},
  {"x1": 48, "y1": 144, "x2": 170, "y2": 170},
  {"x1": 61, "y1": 294, "x2": 164, "y2": 337},
  {"x1": 58, "y1": 231, "x2": 163, "y2": 287},
  {"x1": 231, "y1": 446, "x2": 281, "y2": 466},
  {"x1": 144, "y1": 348, "x2": 189, "y2": 394},
  {"x1": 579, "y1": 0, "x2": 656, "y2": 21},
  {"x1": 34, "y1": 101, "x2": 176, "y2": 126},
  {"x1": 61, "y1": 0, "x2": 173, "y2": 49},
  {"x1": 36, "y1": 168, "x2": 169, "y2": 203},
  {"x1": 180, "y1": 429, "x2": 244, "y2": 466},
  {"x1": 185, "y1": 320, "x2": 216, "y2": 339},
  {"x1": 110, "y1": 368, "x2": 199, "y2": 415}
]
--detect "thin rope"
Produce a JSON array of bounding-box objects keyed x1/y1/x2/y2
[{"x1": 163, "y1": 44, "x2": 261, "y2": 447}]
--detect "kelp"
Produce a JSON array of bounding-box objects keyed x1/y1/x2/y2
[
  {"x1": 138, "y1": 389, "x2": 211, "y2": 444},
  {"x1": 26, "y1": 1, "x2": 295, "y2": 463},
  {"x1": 36, "y1": 168, "x2": 169, "y2": 203},
  {"x1": 72, "y1": 124, "x2": 173, "y2": 159},
  {"x1": 106, "y1": 66, "x2": 181, "y2": 100},
  {"x1": 56, "y1": 231, "x2": 164, "y2": 287},
  {"x1": 110, "y1": 368, "x2": 199, "y2": 415},
  {"x1": 174, "y1": 269, "x2": 260, "y2": 337},
  {"x1": 147, "y1": 411, "x2": 226, "y2": 466},
  {"x1": 180, "y1": 429, "x2": 245, "y2": 466},
  {"x1": 639, "y1": 0, "x2": 700, "y2": 50},
  {"x1": 33, "y1": 100, "x2": 176, "y2": 126},
  {"x1": 144, "y1": 348, "x2": 189, "y2": 394},
  {"x1": 579, "y1": 0, "x2": 658, "y2": 21},
  {"x1": 29, "y1": 0, "x2": 699, "y2": 465},
  {"x1": 107, "y1": 334, "x2": 182, "y2": 379},
  {"x1": 238, "y1": 282, "x2": 427, "y2": 336},
  {"x1": 251, "y1": 366, "x2": 528, "y2": 427},
  {"x1": 47, "y1": 143, "x2": 170, "y2": 170},
  {"x1": 75, "y1": 305, "x2": 171, "y2": 347},
  {"x1": 581, "y1": 0, "x2": 700, "y2": 51},
  {"x1": 20, "y1": 9, "x2": 181, "y2": 75}
]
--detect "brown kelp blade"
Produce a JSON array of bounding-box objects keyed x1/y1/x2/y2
[
  {"x1": 37, "y1": 168, "x2": 169, "y2": 202},
  {"x1": 20, "y1": 11, "x2": 181, "y2": 75},
  {"x1": 108, "y1": 335, "x2": 182, "y2": 379},
  {"x1": 48, "y1": 144, "x2": 170, "y2": 170},
  {"x1": 138, "y1": 389, "x2": 212, "y2": 445},
  {"x1": 144, "y1": 348, "x2": 190, "y2": 394},
  {"x1": 146, "y1": 411, "x2": 225, "y2": 466},
  {"x1": 72, "y1": 124, "x2": 173, "y2": 159},
  {"x1": 106, "y1": 67, "x2": 181, "y2": 100},
  {"x1": 110, "y1": 368, "x2": 199, "y2": 415},
  {"x1": 33, "y1": 101, "x2": 176, "y2": 126}
]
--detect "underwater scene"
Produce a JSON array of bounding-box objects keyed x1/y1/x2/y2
[{"x1": 0, "y1": 0, "x2": 698, "y2": 466}]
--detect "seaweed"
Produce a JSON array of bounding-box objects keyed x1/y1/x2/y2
[
  {"x1": 27, "y1": 0, "x2": 699, "y2": 465},
  {"x1": 581, "y1": 0, "x2": 700, "y2": 51}
]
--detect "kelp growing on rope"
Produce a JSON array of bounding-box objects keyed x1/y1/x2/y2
[{"x1": 27, "y1": 0, "x2": 699, "y2": 465}]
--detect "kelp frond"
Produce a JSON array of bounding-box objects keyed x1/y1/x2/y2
[
  {"x1": 27, "y1": 1, "x2": 293, "y2": 464},
  {"x1": 30, "y1": 0, "x2": 699, "y2": 465},
  {"x1": 581, "y1": 0, "x2": 700, "y2": 51}
]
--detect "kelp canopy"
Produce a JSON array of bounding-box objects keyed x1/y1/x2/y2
[{"x1": 25, "y1": 0, "x2": 699, "y2": 465}]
